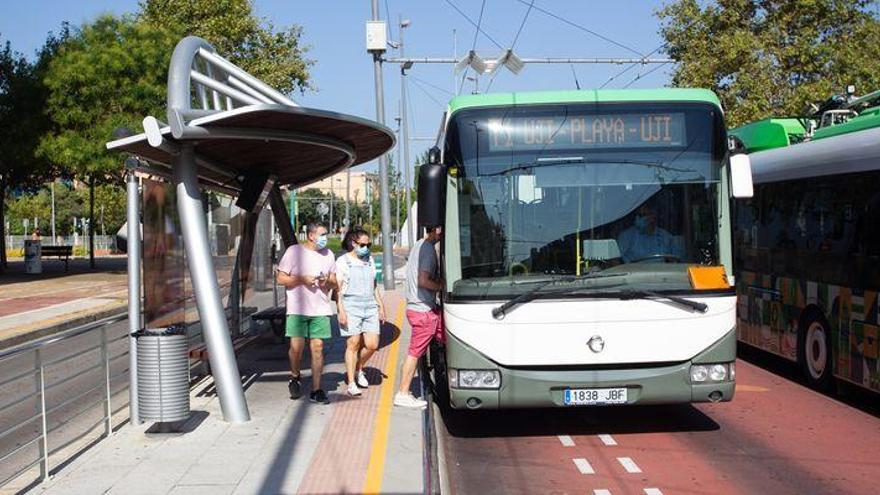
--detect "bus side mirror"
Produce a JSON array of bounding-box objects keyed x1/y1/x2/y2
[
  {"x1": 730, "y1": 153, "x2": 753, "y2": 198},
  {"x1": 418, "y1": 162, "x2": 446, "y2": 229}
]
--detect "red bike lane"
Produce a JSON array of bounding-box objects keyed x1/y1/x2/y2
[{"x1": 438, "y1": 358, "x2": 880, "y2": 495}]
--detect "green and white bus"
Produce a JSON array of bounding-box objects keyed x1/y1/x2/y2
[
  {"x1": 732, "y1": 92, "x2": 880, "y2": 393},
  {"x1": 418, "y1": 89, "x2": 754, "y2": 409}
]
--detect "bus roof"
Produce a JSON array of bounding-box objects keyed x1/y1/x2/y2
[{"x1": 447, "y1": 88, "x2": 722, "y2": 115}]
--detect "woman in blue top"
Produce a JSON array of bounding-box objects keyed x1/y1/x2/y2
[{"x1": 337, "y1": 227, "x2": 386, "y2": 396}]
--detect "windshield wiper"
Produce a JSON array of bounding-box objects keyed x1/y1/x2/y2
[
  {"x1": 491, "y1": 272, "x2": 629, "y2": 320},
  {"x1": 617, "y1": 289, "x2": 708, "y2": 313},
  {"x1": 479, "y1": 157, "x2": 697, "y2": 178}
]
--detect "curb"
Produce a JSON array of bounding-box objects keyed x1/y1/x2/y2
[{"x1": 0, "y1": 304, "x2": 128, "y2": 351}]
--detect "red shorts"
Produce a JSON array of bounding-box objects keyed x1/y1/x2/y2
[{"x1": 406, "y1": 308, "x2": 443, "y2": 358}]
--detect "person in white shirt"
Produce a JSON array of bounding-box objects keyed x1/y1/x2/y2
[
  {"x1": 617, "y1": 204, "x2": 682, "y2": 263},
  {"x1": 336, "y1": 227, "x2": 386, "y2": 397}
]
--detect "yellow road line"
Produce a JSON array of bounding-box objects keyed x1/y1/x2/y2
[{"x1": 363, "y1": 300, "x2": 406, "y2": 494}]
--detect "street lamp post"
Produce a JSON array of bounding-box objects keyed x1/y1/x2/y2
[
  {"x1": 399, "y1": 17, "x2": 414, "y2": 249},
  {"x1": 368, "y1": 0, "x2": 397, "y2": 289}
]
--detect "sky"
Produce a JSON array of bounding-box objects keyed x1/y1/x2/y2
[{"x1": 0, "y1": 1, "x2": 674, "y2": 178}]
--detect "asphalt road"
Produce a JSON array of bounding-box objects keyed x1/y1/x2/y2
[{"x1": 436, "y1": 348, "x2": 880, "y2": 495}]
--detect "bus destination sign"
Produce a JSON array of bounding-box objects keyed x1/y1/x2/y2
[{"x1": 486, "y1": 113, "x2": 687, "y2": 152}]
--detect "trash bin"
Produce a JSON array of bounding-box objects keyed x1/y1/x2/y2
[
  {"x1": 135, "y1": 326, "x2": 190, "y2": 423},
  {"x1": 24, "y1": 240, "x2": 42, "y2": 274}
]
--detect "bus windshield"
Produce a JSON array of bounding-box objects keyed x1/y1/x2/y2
[{"x1": 444, "y1": 102, "x2": 727, "y2": 300}]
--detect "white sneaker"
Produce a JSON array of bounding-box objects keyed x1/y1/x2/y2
[
  {"x1": 347, "y1": 381, "x2": 362, "y2": 397},
  {"x1": 393, "y1": 392, "x2": 427, "y2": 409},
  {"x1": 356, "y1": 370, "x2": 369, "y2": 388}
]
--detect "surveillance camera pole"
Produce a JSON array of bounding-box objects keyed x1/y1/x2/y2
[{"x1": 370, "y1": 0, "x2": 396, "y2": 289}]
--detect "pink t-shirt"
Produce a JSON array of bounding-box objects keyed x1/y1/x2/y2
[{"x1": 277, "y1": 244, "x2": 337, "y2": 316}]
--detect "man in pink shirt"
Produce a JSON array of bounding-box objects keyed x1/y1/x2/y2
[{"x1": 276, "y1": 223, "x2": 337, "y2": 404}]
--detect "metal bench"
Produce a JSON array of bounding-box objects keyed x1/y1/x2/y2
[
  {"x1": 251, "y1": 307, "x2": 286, "y2": 338},
  {"x1": 41, "y1": 245, "x2": 73, "y2": 271},
  {"x1": 189, "y1": 334, "x2": 260, "y2": 375}
]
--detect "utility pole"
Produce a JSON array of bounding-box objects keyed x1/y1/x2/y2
[
  {"x1": 369, "y1": 0, "x2": 396, "y2": 289},
  {"x1": 395, "y1": 101, "x2": 402, "y2": 245},
  {"x1": 399, "y1": 16, "x2": 414, "y2": 248}
]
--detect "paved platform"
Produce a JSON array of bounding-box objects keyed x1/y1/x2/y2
[
  {"x1": 30, "y1": 290, "x2": 427, "y2": 495},
  {"x1": 0, "y1": 258, "x2": 127, "y2": 349}
]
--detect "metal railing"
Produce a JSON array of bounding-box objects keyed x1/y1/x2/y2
[
  {"x1": 0, "y1": 314, "x2": 130, "y2": 489},
  {"x1": 4, "y1": 235, "x2": 118, "y2": 253}
]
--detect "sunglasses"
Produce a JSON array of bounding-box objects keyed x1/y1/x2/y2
[{"x1": 356, "y1": 242, "x2": 372, "y2": 248}]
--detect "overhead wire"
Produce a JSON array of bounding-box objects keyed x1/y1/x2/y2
[
  {"x1": 445, "y1": 0, "x2": 504, "y2": 49},
  {"x1": 600, "y1": 42, "x2": 669, "y2": 89},
  {"x1": 410, "y1": 77, "x2": 447, "y2": 108},
  {"x1": 484, "y1": 0, "x2": 534, "y2": 93},
  {"x1": 410, "y1": 74, "x2": 455, "y2": 96},
  {"x1": 622, "y1": 62, "x2": 670, "y2": 89},
  {"x1": 457, "y1": 0, "x2": 488, "y2": 95},
  {"x1": 513, "y1": 0, "x2": 644, "y2": 57}
]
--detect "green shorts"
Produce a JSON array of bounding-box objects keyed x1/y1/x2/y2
[{"x1": 285, "y1": 315, "x2": 332, "y2": 339}]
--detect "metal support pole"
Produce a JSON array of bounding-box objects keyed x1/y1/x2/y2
[
  {"x1": 101, "y1": 326, "x2": 112, "y2": 437},
  {"x1": 36, "y1": 348, "x2": 49, "y2": 482},
  {"x1": 399, "y1": 20, "x2": 414, "y2": 249},
  {"x1": 125, "y1": 168, "x2": 142, "y2": 426},
  {"x1": 173, "y1": 144, "x2": 250, "y2": 423},
  {"x1": 372, "y1": 0, "x2": 396, "y2": 289}
]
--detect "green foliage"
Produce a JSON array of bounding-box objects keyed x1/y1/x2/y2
[
  {"x1": 657, "y1": 0, "x2": 880, "y2": 127},
  {"x1": 5, "y1": 182, "x2": 125, "y2": 236},
  {"x1": 39, "y1": 16, "x2": 176, "y2": 180},
  {"x1": 139, "y1": 0, "x2": 312, "y2": 94}
]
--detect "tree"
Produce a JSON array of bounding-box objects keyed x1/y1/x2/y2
[
  {"x1": 657, "y1": 0, "x2": 880, "y2": 127},
  {"x1": 0, "y1": 32, "x2": 60, "y2": 272},
  {"x1": 139, "y1": 0, "x2": 312, "y2": 94}
]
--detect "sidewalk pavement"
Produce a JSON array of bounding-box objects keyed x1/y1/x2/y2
[
  {"x1": 0, "y1": 258, "x2": 127, "y2": 349},
  {"x1": 31, "y1": 289, "x2": 426, "y2": 495}
]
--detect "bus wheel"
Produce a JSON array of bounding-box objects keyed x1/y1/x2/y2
[{"x1": 798, "y1": 311, "x2": 833, "y2": 390}]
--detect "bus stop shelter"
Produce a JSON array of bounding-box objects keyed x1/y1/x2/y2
[{"x1": 106, "y1": 36, "x2": 394, "y2": 423}]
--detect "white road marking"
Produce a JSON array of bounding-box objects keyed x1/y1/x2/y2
[
  {"x1": 598, "y1": 434, "x2": 617, "y2": 446},
  {"x1": 594, "y1": 490, "x2": 612, "y2": 495},
  {"x1": 573, "y1": 458, "x2": 595, "y2": 475},
  {"x1": 617, "y1": 457, "x2": 642, "y2": 473},
  {"x1": 558, "y1": 435, "x2": 575, "y2": 447},
  {"x1": 644, "y1": 489, "x2": 663, "y2": 495}
]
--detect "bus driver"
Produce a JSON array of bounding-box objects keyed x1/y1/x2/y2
[{"x1": 617, "y1": 204, "x2": 682, "y2": 263}]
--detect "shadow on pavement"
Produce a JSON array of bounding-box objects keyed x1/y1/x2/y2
[
  {"x1": 737, "y1": 343, "x2": 880, "y2": 419},
  {"x1": 439, "y1": 402, "x2": 720, "y2": 439}
]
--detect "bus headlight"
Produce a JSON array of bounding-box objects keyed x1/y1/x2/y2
[
  {"x1": 449, "y1": 369, "x2": 501, "y2": 389},
  {"x1": 690, "y1": 363, "x2": 733, "y2": 383}
]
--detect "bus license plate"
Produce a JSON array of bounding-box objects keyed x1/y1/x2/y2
[{"x1": 564, "y1": 388, "x2": 627, "y2": 406}]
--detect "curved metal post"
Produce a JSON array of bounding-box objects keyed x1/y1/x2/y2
[
  {"x1": 173, "y1": 144, "x2": 250, "y2": 423},
  {"x1": 125, "y1": 167, "x2": 142, "y2": 425}
]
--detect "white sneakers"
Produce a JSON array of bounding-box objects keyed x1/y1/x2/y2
[
  {"x1": 347, "y1": 381, "x2": 362, "y2": 396},
  {"x1": 393, "y1": 392, "x2": 427, "y2": 409},
  {"x1": 356, "y1": 370, "x2": 369, "y2": 388}
]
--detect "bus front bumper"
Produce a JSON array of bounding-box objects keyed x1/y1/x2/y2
[{"x1": 444, "y1": 329, "x2": 736, "y2": 410}]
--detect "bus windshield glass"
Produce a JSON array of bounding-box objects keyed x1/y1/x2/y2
[{"x1": 444, "y1": 102, "x2": 727, "y2": 300}]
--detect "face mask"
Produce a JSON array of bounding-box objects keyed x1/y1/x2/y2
[
  {"x1": 634, "y1": 215, "x2": 648, "y2": 232},
  {"x1": 315, "y1": 235, "x2": 328, "y2": 249},
  {"x1": 356, "y1": 246, "x2": 370, "y2": 258}
]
